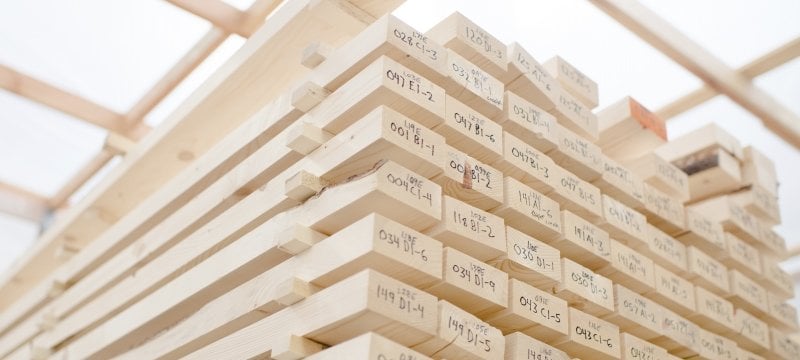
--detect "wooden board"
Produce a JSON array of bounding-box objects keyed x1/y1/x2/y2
[
  {"x1": 596, "y1": 96, "x2": 666, "y2": 162},
  {"x1": 620, "y1": 332, "x2": 668, "y2": 360},
  {"x1": 543, "y1": 56, "x2": 599, "y2": 109},
  {"x1": 650, "y1": 307, "x2": 700, "y2": 357},
  {"x1": 727, "y1": 309, "x2": 770, "y2": 352},
  {"x1": 640, "y1": 223, "x2": 688, "y2": 275},
  {"x1": 686, "y1": 246, "x2": 730, "y2": 296},
  {"x1": 764, "y1": 293, "x2": 798, "y2": 331},
  {"x1": 548, "y1": 165, "x2": 603, "y2": 222},
  {"x1": 605, "y1": 284, "x2": 664, "y2": 341},
  {"x1": 498, "y1": 91, "x2": 559, "y2": 153},
  {"x1": 554, "y1": 307, "x2": 621, "y2": 360},
  {"x1": 412, "y1": 300, "x2": 505, "y2": 360},
  {"x1": 550, "y1": 210, "x2": 611, "y2": 270},
  {"x1": 597, "y1": 239, "x2": 655, "y2": 293},
  {"x1": 437, "y1": 95, "x2": 503, "y2": 163},
  {"x1": 504, "y1": 332, "x2": 571, "y2": 360},
  {"x1": 555, "y1": 258, "x2": 615, "y2": 316},
  {"x1": 488, "y1": 226, "x2": 561, "y2": 288},
  {"x1": 648, "y1": 264, "x2": 696, "y2": 316},
  {"x1": 740, "y1": 146, "x2": 778, "y2": 196},
  {"x1": 727, "y1": 269, "x2": 768, "y2": 316},
  {"x1": 599, "y1": 194, "x2": 647, "y2": 247},
  {"x1": 675, "y1": 147, "x2": 742, "y2": 202},
  {"x1": 433, "y1": 145, "x2": 504, "y2": 210},
  {"x1": 677, "y1": 208, "x2": 727, "y2": 255},
  {"x1": 730, "y1": 184, "x2": 781, "y2": 225},
  {"x1": 639, "y1": 183, "x2": 685, "y2": 235},
  {"x1": 689, "y1": 285, "x2": 735, "y2": 334},
  {"x1": 623, "y1": 153, "x2": 689, "y2": 202},
  {"x1": 183, "y1": 269, "x2": 439, "y2": 359},
  {"x1": 426, "y1": 12, "x2": 507, "y2": 80},
  {"x1": 493, "y1": 176, "x2": 562, "y2": 242},
  {"x1": 0, "y1": 0, "x2": 404, "y2": 312},
  {"x1": 439, "y1": 48, "x2": 504, "y2": 117},
  {"x1": 504, "y1": 43, "x2": 559, "y2": 111},
  {"x1": 305, "y1": 332, "x2": 432, "y2": 360},
  {"x1": 425, "y1": 247, "x2": 508, "y2": 317},
  {"x1": 485, "y1": 279, "x2": 569, "y2": 342},
  {"x1": 116, "y1": 212, "x2": 443, "y2": 360},
  {"x1": 593, "y1": 155, "x2": 646, "y2": 209},
  {"x1": 494, "y1": 129, "x2": 557, "y2": 195},
  {"x1": 548, "y1": 124, "x2": 603, "y2": 181},
  {"x1": 425, "y1": 195, "x2": 505, "y2": 261}
]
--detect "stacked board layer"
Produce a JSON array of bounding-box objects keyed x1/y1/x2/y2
[{"x1": 0, "y1": 2, "x2": 797, "y2": 360}]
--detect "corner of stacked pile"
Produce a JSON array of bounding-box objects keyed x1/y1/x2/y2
[{"x1": 0, "y1": 1, "x2": 796, "y2": 359}]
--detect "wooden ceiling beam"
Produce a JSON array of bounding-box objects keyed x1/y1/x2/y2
[
  {"x1": 165, "y1": 0, "x2": 251, "y2": 37},
  {"x1": 0, "y1": 181, "x2": 49, "y2": 222},
  {"x1": 658, "y1": 36, "x2": 800, "y2": 120},
  {"x1": 590, "y1": 0, "x2": 800, "y2": 149},
  {"x1": 124, "y1": 27, "x2": 228, "y2": 131},
  {"x1": 48, "y1": 151, "x2": 115, "y2": 209},
  {"x1": 0, "y1": 65, "x2": 127, "y2": 133}
]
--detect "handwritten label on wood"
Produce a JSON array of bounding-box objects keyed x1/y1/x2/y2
[
  {"x1": 729, "y1": 270, "x2": 767, "y2": 313},
  {"x1": 694, "y1": 285, "x2": 735, "y2": 332},
  {"x1": 495, "y1": 226, "x2": 560, "y2": 286},
  {"x1": 499, "y1": 130, "x2": 557, "y2": 194},
  {"x1": 371, "y1": 213, "x2": 443, "y2": 283},
  {"x1": 653, "y1": 264, "x2": 696, "y2": 313},
  {"x1": 681, "y1": 209, "x2": 726, "y2": 252},
  {"x1": 555, "y1": 210, "x2": 611, "y2": 268},
  {"x1": 384, "y1": 15, "x2": 448, "y2": 79},
  {"x1": 604, "y1": 239, "x2": 655, "y2": 292},
  {"x1": 426, "y1": 12, "x2": 507, "y2": 77},
  {"x1": 495, "y1": 176, "x2": 561, "y2": 241},
  {"x1": 432, "y1": 300, "x2": 505, "y2": 360},
  {"x1": 642, "y1": 183, "x2": 685, "y2": 231},
  {"x1": 543, "y1": 56, "x2": 598, "y2": 109},
  {"x1": 551, "y1": 166, "x2": 602, "y2": 220},
  {"x1": 557, "y1": 258, "x2": 614, "y2": 315},
  {"x1": 553, "y1": 90, "x2": 598, "y2": 140},
  {"x1": 734, "y1": 309, "x2": 770, "y2": 350},
  {"x1": 368, "y1": 270, "x2": 439, "y2": 336},
  {"x1": 687, "y1": 246, "x2": 730, "y2": 295},
  {"x1": 551, "y1": 124, "x2": 603, "y2": 180},
  {"x1": 440, "y1": 96, "x2": 502, "y2": 161},
  {"x1": 596, "y1": 155, "x2": 646, "y2": 206},
  {"x1": 613, "y1": 284, "x2": 663, "y2": 340},
  {"x1": 437, "y1": 145, "x2": 503, "y2": 210},
  {"x1": 696, "y1": 329, "x2": 737, "y2": 360},
  {"x1": 504, "y1": 332, "x2": 570, "y2": 360},
  {"x1": 601, "y1": 194, "x2": 646, "y2": 247},
  {"x1": 620, "y1": 332, "x2": 668, "y2": 360},
  {"x1": 506, "y1": 43, "x2": 558, "y2": 110},
  {"x1": 437, "y1": 247, "x2": 508, "y2": 313},
  {"x1": 427, "y1": 195, "x2": 505, "y2": 261},
  {"x1": 487, "y1": 278, "x2": 568, "y2": 341},
  {"x1": 444, "y1": 49, "x2": 504, "y2": 116},
  {"x1": 500, "y1": 91, "x2": 558, "y2": 152},
  {"x1": 643, "y1": 224, "x2": 687, "y2": 274},
  {"x1": 376, "y1": 161, "x2": 442, "y2": 222},
  {"x1": 563, "y1": 307, "x2": 621, "y2": 359},
  {"x1": 657, "y1": 308, "x2": 699, "y2": 351}
]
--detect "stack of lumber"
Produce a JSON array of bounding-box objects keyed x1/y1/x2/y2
[{"x1": 0, "y1": 1, "x2": 797, "y2": 359}]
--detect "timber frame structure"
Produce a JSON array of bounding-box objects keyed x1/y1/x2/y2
[{"x1": 1, "y1": 0, "x2": 799, "y2": 323}]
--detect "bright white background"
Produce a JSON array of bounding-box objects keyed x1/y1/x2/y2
[{"x1": 1, "y1": 0, "x2": 798, "y2": 307}]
